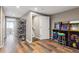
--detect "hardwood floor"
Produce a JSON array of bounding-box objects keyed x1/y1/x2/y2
[
  {"x1": 0, "y1": 39, "x2": 79, "y2": 53},
  {"x1": 16, "y1": 39, "x2": 79, "y2": 53}
]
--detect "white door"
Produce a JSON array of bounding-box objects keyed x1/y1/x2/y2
[{"x1": 39, "y1": 15, "x2": 50, "y2": 39}]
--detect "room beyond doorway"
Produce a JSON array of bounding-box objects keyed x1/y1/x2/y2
[{"x1": 4, "y1": 17, "x2": 17, "y2": 53}]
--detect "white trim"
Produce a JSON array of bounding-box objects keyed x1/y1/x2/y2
[
  {"x1": 0, "y1": 6, "x2": 3, "y2": 47},
  {"x1": 26, "y1": 39, "x2": 32, "y2": 43}
]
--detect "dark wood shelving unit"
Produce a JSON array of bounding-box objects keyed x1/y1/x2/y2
[{"x1": 53, "y1": 21, "x2": 79, "y2": 49}]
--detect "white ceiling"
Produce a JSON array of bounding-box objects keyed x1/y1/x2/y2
[{"x1": 4, "y1": 6, "x2": 79, "y2": 18}]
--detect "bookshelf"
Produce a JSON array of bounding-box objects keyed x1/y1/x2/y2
[{"x1": 53, "y1": 21, "x2": 79, "y2": 49}]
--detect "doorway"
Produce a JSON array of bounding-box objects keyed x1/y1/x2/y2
[
  {"x1": 6, "y1": 21, "x2": 16, "y2": 40},
  {"x1": 32, "y1": 12, "x2": 50, "y2": 42},
  {"x1": 5, "y1": 17, "x2": 17, "y2": 52}
]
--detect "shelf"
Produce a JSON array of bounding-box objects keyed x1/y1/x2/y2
[
  {"x1": 53, "y1": 30, "x2": 79, "y2": 32},
  {"x1": 53, "y1": 21, "x2": 79, "y2": 49},
  {"x1": 53, "y1": 29, "x2": 68, "y2": 32},
  {"x1": 69, "y1": 30, "x2": 79, "y2": 32},
  {"x1": 53, "y1": 29, "x2": 59, "y2": 31},
  {"x1": 60, "y1": 30, "x2": 68, "y2": 32}
]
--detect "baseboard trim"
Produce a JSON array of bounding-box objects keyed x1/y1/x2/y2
[
  {"x1": 26, "y1": 39, "x2": 32, "y2": 43},
  {"x1": 32, "y1": 37, "x2": 40, "y2": 42}
]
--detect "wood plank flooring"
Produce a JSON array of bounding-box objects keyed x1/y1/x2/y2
[
  {"x1": 16, "y1": 39, "x2": 79, "y2": 53},
  {"x1": 0, "y1": 39, "x2": 79, "y2": 53}
]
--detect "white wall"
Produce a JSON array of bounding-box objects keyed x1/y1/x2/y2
[
  {"x1": 0, "y1": 7, "x2": 5, "y2": 48},
  {"x1": 22, "y1": 12, "x2": 32, "y2": 43},
  {"x1": 0, "y1": 7, "x2": 1, "y2": 47},
  {"x1": 51, "y1": 8, "x2": 79, "y2": 30},
  {"x1": 22, "y1": 12, "x2": 50, "y2": 43},
  {"x1": 2, "y1": 7, "x2": 5, "y2": 47},
  {"x1": 32, "y1": 15, "x2": 40, "y2": 39},
  {"x1": 32, "y1": 12, "x2": 50, "y2": 40}
]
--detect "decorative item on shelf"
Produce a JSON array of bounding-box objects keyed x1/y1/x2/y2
[
  {"x1": 58, "y1": 32, "x2": 66, "y2": 45},
  {"x1": 54, "y1": 22, "x2": 62, "y2": 30},
  {"x1": 61, "y1": 24, "x2": 69, "y2": 30},
  {"x1": 70, "y1": 34, "x2": 77, "y2": 48},
  {"x1": 69, "y1": 21, "x2": 79, "y2": 31},
  {"x1": 72, "y1": 42, "x2": 76, "y2": 48},
  {"x1": 53, "y1": 32, "x2": 58, "y2": 41},
  {"x1": 70, "y1": 24, "x2": 79, "y2": 31}
]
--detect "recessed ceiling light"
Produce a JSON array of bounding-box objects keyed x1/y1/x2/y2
[
  {"x1": 16, "y1": 6, "x2": 20, "y2": 8},
  {"x1": 34, "y1": 8, "x2": 38, "y2": 11}
]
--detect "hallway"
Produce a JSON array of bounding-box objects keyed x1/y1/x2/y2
[
  {"x1": 0, "y1": 34, "x2": 18, "y2": 53},
  {"x1": 4, "y1": 35, "x2": 17, "y2": 53},
  {"x1": 3, "y1": 17, "x2": 17, "y2": 53}
]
